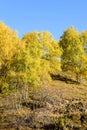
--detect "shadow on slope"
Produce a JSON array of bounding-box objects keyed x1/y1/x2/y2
[{"x1": 51, "y1": 74, "x2": 79, "y2": 84}]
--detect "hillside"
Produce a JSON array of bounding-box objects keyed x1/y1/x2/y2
[
  {"x1": 0, "y1": 11, "x2": 87, "y2": 130},
  {"x1": 0, "y1": 76, "x2": 87, "y2": 130}
]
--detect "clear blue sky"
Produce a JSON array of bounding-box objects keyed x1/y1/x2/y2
[{"x1": 0, "y1": 0, "x2": 87, "y2": 39}]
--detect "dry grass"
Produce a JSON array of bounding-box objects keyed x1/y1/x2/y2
[{"x1": 0, "y1": 78, "x2": 87, "y2": 129}]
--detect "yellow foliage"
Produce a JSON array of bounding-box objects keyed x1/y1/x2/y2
[{"x1": 59, "y1": 26, "x2": 87, "y2": 81}]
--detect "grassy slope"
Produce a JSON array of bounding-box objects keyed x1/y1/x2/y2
[{"x1": 0, "y1": 78, "x2": 87, "y2": 130}]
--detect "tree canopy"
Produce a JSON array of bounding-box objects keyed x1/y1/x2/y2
[
  {"x1": 59, "y1": 27, "x2": 87, "y2": 82},
  {"x1": 0, "y1": 22, "x2": 87, "y2": 93},
  {"x1": 0, "y1": 22, "x2": 62, "y2": 93}
]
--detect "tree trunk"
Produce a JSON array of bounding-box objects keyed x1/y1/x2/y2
[{"x1": 76, "y1": 74, "x2": 82, "y2": 84}]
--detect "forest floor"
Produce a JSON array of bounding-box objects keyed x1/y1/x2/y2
[{"x1": 0, "y1": 75, "x2": 87, "y2": 130}]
